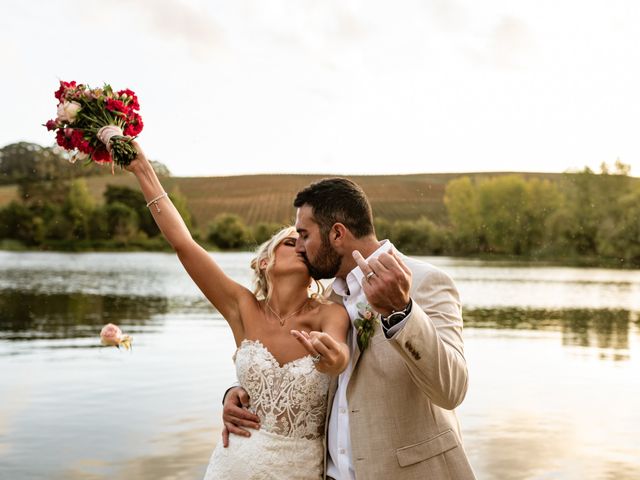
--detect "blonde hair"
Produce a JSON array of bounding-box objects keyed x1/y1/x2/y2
[{"x1": 250, "y1": 226, "x2": 325, "y2": 301}]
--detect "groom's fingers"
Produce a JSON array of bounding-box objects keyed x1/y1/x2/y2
[
  {"x1": 222, "y1": 425, "x2": 229, "y2": 448},
  {"x1": 390, "y1": 248, "x2": 412, "y2": 275},
  {"x1": 352, "y1": 250, "x2": 373, "y2": 277},
  {"x1": 224, "y1": 420, "x2": 251, "y2": 439},
  {"x1": 368, "y1": 257, "x2": 389, "y2": 276},
  {"x1": 226, "y1": 414, "x2": 260, "y2": 430},
  {"x1": 225, "y1": 405, "x2": 260, "y2": 425}
]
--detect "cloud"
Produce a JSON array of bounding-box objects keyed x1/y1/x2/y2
[
  {"x1": 489, "y1": 16, "x2": 534, "y2": 69},
  {"x1": 428, "y1": 0, "x2": 468, "y2": 30},
  {"x1": 462, "y1": 15, "x2": 535, "y2": 70},
  {"x1": 74, "y1": 0, "x2": 224, "y2": 59}
]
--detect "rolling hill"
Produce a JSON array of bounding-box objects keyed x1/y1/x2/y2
[{"x1": 0, "y1": 171, "x2": 570, "y2": 229}]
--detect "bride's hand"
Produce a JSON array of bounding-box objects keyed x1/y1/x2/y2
[
  {"x1": 290, "y1": 330, "x2": 349, "y2": 375},
  {"x1": 124, "y1": 140, "x2": 149, "y2": 174}
]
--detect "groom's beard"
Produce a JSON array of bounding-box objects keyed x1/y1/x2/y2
[{"x1": 303, "y1": 239, "x2": 342, "y2": 280}]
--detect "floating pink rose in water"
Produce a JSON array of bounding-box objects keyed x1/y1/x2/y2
[{"x1": 100, "y1": 323, "x2": 132, "y2": 350}]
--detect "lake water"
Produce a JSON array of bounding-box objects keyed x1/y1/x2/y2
[{"x1": 1, "y1": 251, "x2": 639, "y2": 479}]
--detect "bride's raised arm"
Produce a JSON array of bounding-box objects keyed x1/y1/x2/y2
[{"x1": 126, "y1": 142, "x2": 251, "y2": 339}]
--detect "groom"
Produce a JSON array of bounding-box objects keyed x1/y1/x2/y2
[{"x1": 223, "y1": 178, "x2": 476, "y2": 479}]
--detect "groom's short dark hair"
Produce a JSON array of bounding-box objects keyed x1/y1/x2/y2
[{"x1": 294, "y1": 177, "x2": 374, "y2": 238}]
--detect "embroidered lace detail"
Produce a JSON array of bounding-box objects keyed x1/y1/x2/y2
[{"x1": 235, "y1": 339, "x2": 330, "y2": 440}]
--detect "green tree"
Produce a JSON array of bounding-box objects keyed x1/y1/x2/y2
[
  {"x1": 0, "y1": 141, "x2": 109, "y2": 185},
  {"x1": 0, "y1": 142, "x2": 62, "y2": 184},
  {"x1": 477, "y1": 175, "x2": 530, "y2": 254},
  {"x1": 596, "y1": 186, "x2": 640, "y2": 265},
  {"x1": 104, "y1": 185, "x2": 158, "y2": 237},
  {"x1": 89, "y1": 207, "x2": 110, "y2": 240},
  {"x1": 63, "y1": 179, "x2": 95, "y2": 240},
  {"x1": 252, "y1": 222, "x2": 285, "y2": 245},
  {"x1": 105, "y1": 202, "x2": 139, "y2": 242},
  {"x1": 554, "y1": 168, "x2": 631, "y2": 257},
  {"x1": 390, "y1": 217, "x2": 444, "y2": 255},
  {"x1": 444, "y1": 177, "x2": 484, "y2": 253},
  {"x1": 207, "y1": 214, "x2": 251, "y2": 249},
  {"x1": 0, "y1": 201, "x2": 39, "y2": 245},
  {"x1": 522, "y1": 178, "x2": 562, "y2": 253}
]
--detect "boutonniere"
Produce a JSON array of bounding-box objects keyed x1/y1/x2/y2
[{"x1": 354, "y1": 302, "x2": 380, "y2": 351}]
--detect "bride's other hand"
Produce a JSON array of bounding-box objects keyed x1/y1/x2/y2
[
  {"x1": 124, "y1": 140, "x2": 148, "y2": 174},
  {"x1": 290, "y1": 330, "x2": 349, "y2": 376},
  {"x1": 221, "y1": 387, "x2": 260, "y2": 447}
]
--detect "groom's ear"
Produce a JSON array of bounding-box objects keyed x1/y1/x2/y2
[{"x1": 330, "y1": 223, "x2": 348, "y2": 246}]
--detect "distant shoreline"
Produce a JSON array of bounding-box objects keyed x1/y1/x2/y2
[{"x1": 0, "y1": 243, "x2": 634, "y2": 270}]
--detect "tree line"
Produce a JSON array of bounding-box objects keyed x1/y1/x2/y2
[
  {"x1": 193, "y1": 160, "x2": 640, "y2": 267},
  {"x1": 440, "y1": 161, "x2": 639, "y2": 266},
  {"x1": 1, "y1": 141, "x2": 639, "y2": 266}
]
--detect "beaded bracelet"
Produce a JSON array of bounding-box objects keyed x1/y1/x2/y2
[{"x1": 146, "y1": 192, "x2": 168, "y2": 213}]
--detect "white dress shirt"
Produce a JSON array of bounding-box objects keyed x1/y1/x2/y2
[{"x1": 326, "y1": 241, "x2": 410, "y2": 480}]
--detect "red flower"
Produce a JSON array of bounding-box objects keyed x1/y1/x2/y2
[
  {"x1": 69, "y1": 129, "x2": 93, "y2": 153},
  {"x1": 92, "y1": 147, "x2": 112, "y2": 164},
  {"x1": 55, "y1": 129, "x2": 66, "y2": 147},
  {"x1": 56, "y1": 128, "x2": 75, "y2": 150},
  {"x1": 45, "y1": 119, "x2": 57, "y2": 131},
  {"x1": 105, "y1": 98, "x2": 129, "y2": 114},
  {"x1": 124, "y1": 114, "x2": 144, "y2": 136},
  {"x1": 71, "y1": 129, "x2": 84, "y2": 147},
  {"x1": 54, "y1": 80, "x2": 77, "y2": 101},
  {"x1": 78, "y1": 140, "x2": 94, "y2": 154},
  {"x1": 117, "y1": 89, "x2": 140, "y2": 110}
]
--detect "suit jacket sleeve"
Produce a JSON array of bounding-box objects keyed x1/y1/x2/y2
[{"x1": 388, "y1": 268, "x2": 469, "y2": 410}]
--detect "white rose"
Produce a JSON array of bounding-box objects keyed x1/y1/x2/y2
[{"x1": 56, "y1": 101, "x2": 82, "y2": 123}]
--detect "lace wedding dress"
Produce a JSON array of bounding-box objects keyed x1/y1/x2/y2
[{"x1": 204, "y1": 339, "x2": 330, "y2": 479}]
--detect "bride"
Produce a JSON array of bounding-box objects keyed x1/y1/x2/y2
[{"x1": 125, "y1": 143, "x2": 350, "y2": 479}]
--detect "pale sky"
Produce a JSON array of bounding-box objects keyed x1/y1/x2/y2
[{"x1": 2, "y1": 0, "x2": 639, "y2": 177}]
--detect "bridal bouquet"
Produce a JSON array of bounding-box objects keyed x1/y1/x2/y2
[{"x1": 44, "y1": 80, "x2": 144, "y2": 168}]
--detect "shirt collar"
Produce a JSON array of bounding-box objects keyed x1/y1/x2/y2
[{"x1": 332, "y1": 240, "x2": 393, "y2": 298}]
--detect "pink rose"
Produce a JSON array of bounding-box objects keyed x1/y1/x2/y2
[
  {"x1": 100, "y1": 323, "x2": 133, "y2": 349},
  {"x1": 364, "y1": 310, "x2": 373, "y2": 320},
  {"x1": 100, "y1": 323, "x2": 123, "y2": 346}
]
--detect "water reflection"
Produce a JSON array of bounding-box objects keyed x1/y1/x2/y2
[
  {"x1": 465, "y1": 413, "x2": 640, "y2": 480},
  {"x1": 56, "y1": 425, "x2": 213, "y2": 480},
  {"x1": 2, "y1": 252, "x2": 640, "y2": 480},
  {"x1": 464, "y1": 307, "x2": 632, "y2": 353},
  {"x1": 0, "y1": 291, "x2": 170, "y2": 340}
]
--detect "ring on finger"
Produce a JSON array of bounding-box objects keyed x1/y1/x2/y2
[
  {"x1": 366, "y1": 271, "x2": 376, "y2": 281},
  {"x1": 311, "y1": 353, "x2": 322, "y2": 363}
]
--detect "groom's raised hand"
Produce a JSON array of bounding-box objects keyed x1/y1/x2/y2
[
  {"x1": 352, "y1": 248, "x2": 412, "y2": 317},
  {"x1": 221, "y1": 386, "x2": 260, "y2": 447}
]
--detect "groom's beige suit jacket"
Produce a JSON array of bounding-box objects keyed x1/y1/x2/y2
[{"x1": 324, "y1": 253, "x2": 476, "y2": 479}]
